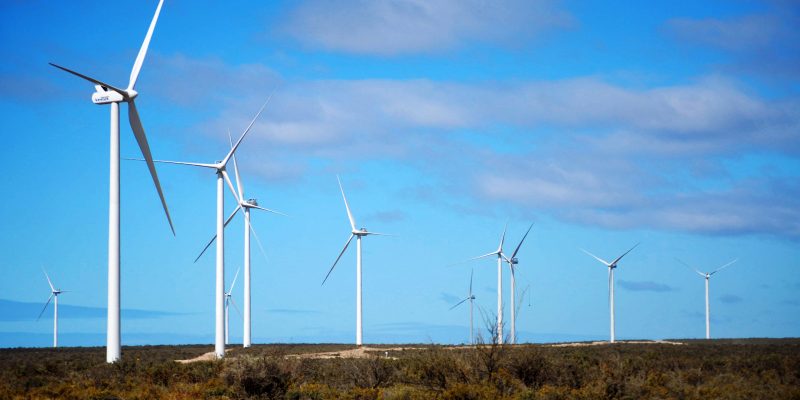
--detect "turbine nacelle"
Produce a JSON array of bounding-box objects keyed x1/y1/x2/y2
[
  {"x1": 92, "y1": 86, "x2": 125, "y2": 104},
  {"x1": 354, "y1": 227, "x2": 369, "y2": 236}
]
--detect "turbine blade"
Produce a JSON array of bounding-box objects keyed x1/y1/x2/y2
[
  {"x1": 498, "y1": 222, "x2": 508, "y2": 252},
  {"x1": 337, "y1": 175, "x2": 356, "y2": 230},
  {"x1": 48, "y1": 63, "x2": 126, "y2": 95},
  {"x1": 364, "y1": 231, "x2": 392, "y2": 236},
  {"x1": 229, "y1": 267, "x2": 240, "y2": 292},
  {"x1": 710, "y1": 258, "x2": 739, "y2": 275},
  {"x1": 250, "y1": 205, "x2": 287, "y2": 216},
  {"x1": 466, "y1": 251, "x2": 499, "y2": 263},
  {"x1": 249, "y1": 224, "x2": 269, "y2": 264},
  {"x1": 127, "y1": 0, "x2": 164, "y2": 90},
  {"x1": 126, "y1": 157, "x2": 217, "y2": 169},
  {"x1": 193, "y1": 205, "x2": 242, "y2": 263},
  {"x1": 128, "y1": 100, "x2": 175, "y2": 235},
  {"x1": 610, "y1": 242, "x2": 640, "y2": 266},
  {"x1": 676, "y1": 257, "x2": 706, "y2": 277},
  {"x1": 510, "y1": 223, "x2": 534, "y2": 259},
  {"x1": 449, "y1": 297, "x2": 469, "y2": 310},
  {"x1": 220, "y1": 94, "x2": 274, "y2": 167},
  {"x1": 580, "y1": 248, "x2": 611, "y2": 266},
  {"x1": 322, "y1": 234, "x2": 354, "y2": 285},
  {"x1": 41, "y1": 267, "x2": 55, "y2": 292},
  {"x1": 229, "y1": 297, "x2": 243, "y2": 319},
  {"x1": 36, "y1": 295, "x2": 54, "y2": 321},
  {"x1": 515, "y1": 284, "x2": 530, "y2": 320},
  {"x1": 228, "y1": 130, "x2": 245, "y2": 202},
  {"x1": 469, "y1": 268, "x2": 474, "y2": 297},
  {"x1": 221, "y1": 170, "x2": 241, "y2": 204}
]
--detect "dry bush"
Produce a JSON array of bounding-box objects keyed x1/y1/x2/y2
[{"x1": 223, "y1": 355, "x2": 291, "y2": 399}]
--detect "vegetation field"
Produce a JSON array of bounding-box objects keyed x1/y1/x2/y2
[{"x1": 1, "y1": 339, "x2": 798, "y2": 399}]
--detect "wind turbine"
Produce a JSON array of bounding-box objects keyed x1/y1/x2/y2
[
  {"x1": 466, "y1": 224, "x2": 507, "y2": 344},
  {"x1": 191, "y1": 131, "x2": 283, "y2": 348},
  {"x1": 677, "y1": 258, "x2": 738, "y2": 339},
  {"x1": 50, "y1": 0, "x2": 173, "y2": 363},
  {"x1": 449, "y1": 269, "x2": 476, "y2": 345},
  {"x1": 37, "y1": 269, "x2": 67, "y2": 348},
  {"x1": 502, "y1": 223, "x2": 533, "y2": 345},
  {"x1": 224, "y1": 267, "x2": 242, "y2": 345},
  {"x1": 145, "y1": 98, "x2": 270, "y2": 358},
  {"x1": 322, "y1": 176, "x2": 389, "y2": 346},
  {"x1": 580, "y1": 243, "x2": 639, "y2": 343}
]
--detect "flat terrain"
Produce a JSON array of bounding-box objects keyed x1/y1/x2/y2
[{"x1": 1, "y1": 339, "x2": 798, "y2": 399}]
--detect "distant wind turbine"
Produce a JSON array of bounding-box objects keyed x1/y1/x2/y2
[
  {"x1": 144, "y1": 98, "x2": 271, "y2": 358},
  {"x1": 322, "y1": 176, "x2": 390, "y2": 346},
  {"x1": 677, "y1": 258, "x2": 738, "y2": 339},
  {"x1": 224, "y1": 267, "x2": 242, "y2": 345},
  {"x1": 194, "y1": 130, "x2": 284, "y2": 348},
  {"x1": 37, "y1": 269, "x2": 68, "y2": 348},
  {"x1": 50, "y1": 0, "x2": 172, "y2": 363},
  {"x1": 466, "y1": 224, "x2": 508, "y2": 344},
  {"x1": 502, "y1": 223, "x2": 534, "y2": 345},
  {"x1": 449, "y1": 269, "x2": 477, "y2": 345},
  {"x1": 581, "y1": 243, "x2": 639, "y2": 343}
]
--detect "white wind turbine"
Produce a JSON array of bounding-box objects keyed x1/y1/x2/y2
[
  {"x1": 200, "y1": 132, "x2": 283, "y2": 348},
  {"x1": 502, "y1": 223, "x2": 533, "y2": 345},
  {"x1": 322, "y1": 176, "x2": 390, "y2": 346},
  {"x1": 581, "y1": 243, "x2": 639, "y2": 343},
  {"x1": 37, "y1": 269, "x2": 68, "y2": 348},
  {"x1": 449, "y1": 269, "x2": 477, "y2": 345},
  {"x1": 677, "y1": 258, "x2": 738, "y2": 339},
  {"x1": 146, "y1": 99, "x2": 270, "y2": 358},
  {"x1": 466, "y1": 224, "x2": 507, "y2": 344},
  {"x1": 224, "y1": 267, "x2": 242, "y2": 345},
  {"x1": 50, "y1": 0, "x2": 173, "y2": 363}
]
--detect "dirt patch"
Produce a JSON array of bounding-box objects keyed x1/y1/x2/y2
[
  {"x1": 176, "y1": 350, "x2": 228, "y2": 363},
  {"x1": 287, "y1": 346, "x2": 422, "y2": 359}
]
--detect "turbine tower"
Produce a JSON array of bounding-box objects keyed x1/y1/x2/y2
[
  {"x1": 37, "y1": 269, "x2": 67, "y2": 348},
  {"x1": 502, "y1": 223, "x2": 533, "y2": 345},
  {"x1": 467, "y1": 224, "x2": 507, "y2": 344},
  {"x1": 581, "y1": 243, "x2": 639, "y2": 343},
  {"x1": 193, "y1": 131, "x2": 283, "y2": 348},
  {"x1": 146, "y1": 99, "x2": 270, "y2": 358},
  {"x1": 50, "y1": 0, "x2": 173, "y2": 363},
  {"x1": 224, "y1": 267, "x2": 242, "y2": 345},
  {"x1": 322, "y1": 176, "x2": 389, "y2": 346},
  {"x1": 678, "y1": 258, "x2": 738, "y2": 339},
  {"x1": 449, "y1": 269, "x2": 477, "y2": 345}
]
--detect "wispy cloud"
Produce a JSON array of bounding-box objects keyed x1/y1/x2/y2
[
  {"x1": 439, "y1": 292, "x2": 461, "y2": 305},
  {"x1": 618, "y1": 280, "x2": 675, "y2": 292},
  {"x1": 0, "y1": 299, "x2": 181, "y2": 321},
  {"x1": 278, "y1": 0, "x2": 572, "y2": 56},
  {"x1": 141, "y1": 53, "x2": 800, "y2": 239},
  {"x1": 666, "y1": 14, "x2": 784, "y2": 51},
  {"x1": 719, "y1": 294, "x2": 743, "y2": 304},
  {"x1": 665, "y1": 6, "x2": 800, "y2": 79}
]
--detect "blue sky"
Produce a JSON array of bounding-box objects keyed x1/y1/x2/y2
[{"x1": 1, "y1": 0, "x2": 798, "y2": 348}]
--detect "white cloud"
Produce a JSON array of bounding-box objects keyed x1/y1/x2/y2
[
  {"x1": 145, "y1": 55, "x2": 800, "y2": 238},
  {"x1": 279, "y1": 0, "x2": 572, "y2": 55},
  {"x1": 666, "y1": 14, "x2": 783, "y2": 51}
]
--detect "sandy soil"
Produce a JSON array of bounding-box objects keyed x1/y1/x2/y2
[
  {"x1": 287, "y1": 346, "x2": 421, "y2": 359},
  {"x1": 176, "y1": 349, "x2": 228, "y2": 363},
  {"x1": 176, "y1": 341, "x2": 684, "y2": 363}
]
